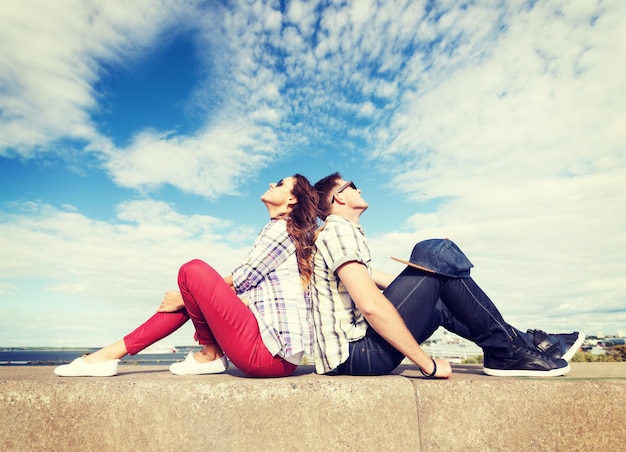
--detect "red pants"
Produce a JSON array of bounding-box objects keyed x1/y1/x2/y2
[
  {"x1": 123, "y1": 259, "x2": 296, "y2": 378},
  {"x1": 123, "y1": 310, "x2": 189, "y2": 356}
]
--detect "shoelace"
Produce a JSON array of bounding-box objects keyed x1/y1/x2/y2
[{"x1": 515, "y1": 345, "x2": 554, "y2": 363}]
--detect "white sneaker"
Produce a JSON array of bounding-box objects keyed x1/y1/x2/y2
[
  {"x1": 54, "y1": 356, "x2": 119, "y2": 377},
  {"x1": 169, "y1": 351, "x2": 228, "y2": 375}
]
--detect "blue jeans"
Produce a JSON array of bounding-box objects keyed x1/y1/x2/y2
[{"x1": 336, "y1": 246, "x2": 527, "y2": 376}]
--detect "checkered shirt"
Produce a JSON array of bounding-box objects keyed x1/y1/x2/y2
[
  {"x1": 232, "y1": 219, "x2": 313, "y2": 363},
  {"x1": 310, "y1": 215, "x2": 372, "y2": 373}
]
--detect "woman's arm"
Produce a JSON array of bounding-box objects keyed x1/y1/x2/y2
[
  {"x1": 232, "y1": 220, "x2": 294, "y2": 294},
  {"x1": 224, "y1": 274, "x2": 250, "y2": 305},
  {"x1": 157, "y1": 290, "x2": 185, "y2": 312}
]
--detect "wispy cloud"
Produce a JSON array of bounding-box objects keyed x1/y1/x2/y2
[
  {"x1": 0, "y1": 199, "x2": 249, "y2": 285},
  {"x1": 0, "y1": 198, "x2": 252, "y2": 345},
  {"x1": 0, "y1": 0, "x2": 199, "y2": 154},
  {"x1": 1, "y1": 0, "x2": 624, "y2": 344},
  {"x1": 0, "y1": 0, "x2": 288, "y2": 198}
]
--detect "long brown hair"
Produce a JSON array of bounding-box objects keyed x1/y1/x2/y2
[{"x1": 286, "y1": 174, "x2": 319, "y2": 287}]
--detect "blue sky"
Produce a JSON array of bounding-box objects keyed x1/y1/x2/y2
[{"x1": 1, "y1": 0, "x2": 625, "y2": 348}]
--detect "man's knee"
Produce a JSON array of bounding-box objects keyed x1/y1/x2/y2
[{"x1": 398, "y1": 238, "x2": 473, "y2": 278}]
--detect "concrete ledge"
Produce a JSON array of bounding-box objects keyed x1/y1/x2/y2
[{"x1": 1, "y1": 363, "x2": 625, "y2": 451}]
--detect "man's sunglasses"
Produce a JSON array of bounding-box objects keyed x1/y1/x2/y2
[{"x1": 331, "y1": 181, "x2": 357, "y2": 203}]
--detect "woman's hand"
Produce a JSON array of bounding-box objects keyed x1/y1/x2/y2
[
  {"x1": 157, "y1": 290, "x2": 185, "y2": 312},
  {"x1": 238, "y1": 296, "x2": 250, "y2": 306},
  {"x1": 223, "y1": 274, "x2": 236, "y2": 292}
]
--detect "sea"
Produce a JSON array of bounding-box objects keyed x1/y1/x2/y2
[
  {"x1": 1, "y1": 339, "x2": 484, "y2": 367},
  {"x1": 0, "y1": 345, "x2": 200, "y2": 367}
]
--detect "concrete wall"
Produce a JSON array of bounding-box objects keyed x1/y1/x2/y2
[{"x1": 1, "y1": 363, "x2": 625, "y2": 451}]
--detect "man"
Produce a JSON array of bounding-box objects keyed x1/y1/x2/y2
[{"x1": 310, "y1": 172, "x2": 583, "y2": 378}]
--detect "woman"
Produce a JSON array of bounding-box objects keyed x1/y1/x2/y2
[{"x1": 54, "y1": 174, "x2": 318, "y2": 378}]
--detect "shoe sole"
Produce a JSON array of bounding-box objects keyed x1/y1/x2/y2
[
  {"x1": 54, "y1": 369, "x2": 118, "y2": 377},
  {"x1": 169, "y1": 358, "x2": 228, "y2": 375},
  {"x1": 561, "y1": 333, "x2": 585, "y2": 362},
  {"x1": 483, "y1": 362, "x2": 570, "y2": 377},
  {"x1": 169, "y1": 368, "x2": 227, "y2": 375},
  {"x1": 53, "y1": 359, "x2": 119, "y2": 377}
]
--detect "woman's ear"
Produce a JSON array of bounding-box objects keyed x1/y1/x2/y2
[{"x1": 287, "y1": 195, "x2": 298, "y2": 207}]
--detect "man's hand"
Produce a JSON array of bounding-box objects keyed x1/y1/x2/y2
[
  {"x1": 157, "y1": 290, "x2": 185, "y2": 312},
  {"x1": 431, "y1": 358, "x2": 452, "y2": 379},
  {"x1": 371, "y1": 269, "x2": 395, "y2": 290}
]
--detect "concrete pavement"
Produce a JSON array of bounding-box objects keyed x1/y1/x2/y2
[{"x1": 1, "y1": 362, "x2": 625, "y2": 451}]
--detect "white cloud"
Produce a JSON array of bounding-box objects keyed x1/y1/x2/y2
[
  {"x1": 285, "y1": 0, "x2": 319, "y2": 38},
  {"x1": 0, "y1": 199, "x2": 252, "y2": 346},
  {"x1": 2, "y1": 0, "x2": 624, "y2": 345},
  {"x1": 364, "y1": 0, "x2": 626, "y2": 335},
  {"x1": 0, "y1": 199, "x2": 248, "y2": 284},
  {"x1": 0, "y1": 0, "x2": 200, "y2": 156},
  {"x1": 103, "y1": 120, "x2": 279, "y2": 198},
  {"x1": 367, "y1": 171, "x2": 626, "y2": 333},
  {"x1": 0, "y1": 0, "x2": 294, "y2": 198},
  {"x1": 357, "y1": 101, "x2": 376, "y2": 118}
]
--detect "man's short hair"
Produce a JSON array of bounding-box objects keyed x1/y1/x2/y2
[{"x1": 314, "y1": 172, "x2": 342, "y2": 221}]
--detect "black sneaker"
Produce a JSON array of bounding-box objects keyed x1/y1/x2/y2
[
  {"x1": 526, "y1": 329, "x2": 585, "y2": 362},
  {"x1": 483, "y1": 346, "x2": 570, "y2": 377}
]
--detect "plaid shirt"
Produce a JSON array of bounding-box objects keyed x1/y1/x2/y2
[
  {"x1": 232, "y1": 219, "x2": 312, "y2": 364},
  {"x1": 310, "y1": 215, "x2": 372, "y2": 373}
]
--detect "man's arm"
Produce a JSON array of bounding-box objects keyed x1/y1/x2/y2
[{"x1": 337, "y1": 261, "x2": 451, "y2": 378}]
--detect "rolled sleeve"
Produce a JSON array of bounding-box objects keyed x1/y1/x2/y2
[{"x1": 317, "y1": 220, "x2": 370, "y2": 275}]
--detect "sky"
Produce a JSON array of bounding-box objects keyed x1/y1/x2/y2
[{"x1": 1, "y1": 0, "x2": 625, "y2": 349}]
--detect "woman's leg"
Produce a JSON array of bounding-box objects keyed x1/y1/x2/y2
[
  {"x1": 178, "y1": 259, "x2": 296, "y2": 377},
  {"x1": 83, "y1": 310, "x2": 190, "y2": 363},
  {"x1": 82, "y1": 339, "x2": 127, "y2": 363},
  {"x1": 123, "y1": 310, "x2": 190, "y2": 355}
]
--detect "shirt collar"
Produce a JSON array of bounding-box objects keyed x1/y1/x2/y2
[{"x1": 325, "y1": 214, "x2": 366, "y2": 235}]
